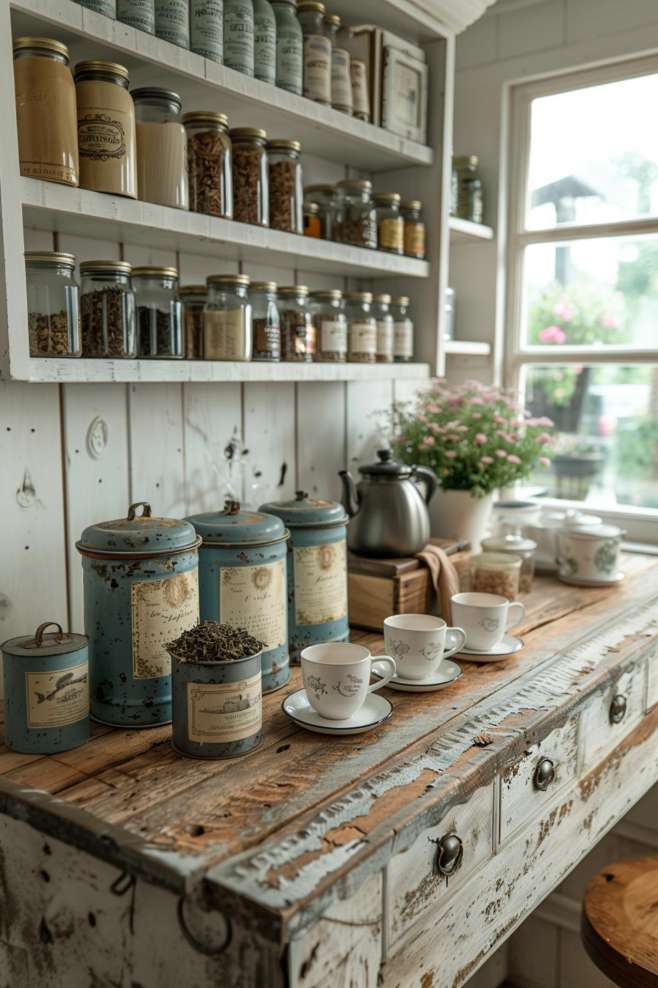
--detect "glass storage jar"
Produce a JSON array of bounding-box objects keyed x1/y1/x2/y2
[
  {"x1": 373, "y1": 192, "x2": 403, "y2": 255},
  {"x1": 133, "y1": 267, "x2": 183, "y2": 358},
  {"x1": 350, "y1": 58, "x2": 369, "y2": 121},
  {"x1": 154, "y1": 0, "x2": 190, "y2": 46},
  {"x1": 453, "y1": 155, "x2": 483, "y2": 223},
  {"x1": 178, "y1": 284, "x2": 206, "y2": 359},
  {"x1": 298, "y1": 1, "x2": 331, "y2": 105},
  {"x1": 81, "y1": 0, "x2": 116, "y2": 14},
  {"x1": 13, "y1": 38, "x2": 79, "y2": 187},
  {"x1": 392, "y1": 295, "x2": 414, "y2": 362},
  {"x1": 471, "y1": 551, "x2": 522, "y2": 600},
  {"x1": 334, "y1": 179, "x2": 376, "y2": 248},
  {"x1": 331, "y1": 45, "x2": 352, "y2": 115},
  {"x1": 230, "y1": 127, "x2": 269, "y2": 226},
  {"x1": 303, "y1": 201, "x2": 321, "y2": 237},
  {"x1": 80, "y1": 261, "x2": 136, "y2": 359},
  {"x1": 25, "y1": 252, "x2": 81, "y2": 358},
  {"x1": 75, "y1": 60, "x2": 137, "y2": 198},
  {"x1": 223, "y1": 0, "x2": 255, "y2": 75},
  {"x1": 346, "y1": 291, "x2": 376, "y2": 363},
  {"x1": 133, "y1": 87, "x2": 188, "y2": 209},
  {"x1": 402, "y1": 199, "x2": 426, "y2": 259},
  {"x1": 251, "y1": 281, "x2": 281, "y2": 361},
  {"x1": 118, "y1": 0, "x2": 155, "y2": 32},
  {"x1": 278, "y1": 285, "x2": 315, "y2": 361},
  {"x1": 481, "y1": 534, "x2": 537, "y2": 594},
  {"x1": 184, "y1": 111, "x2": 233, "y2": 218},
  {"x1": 189, "y1": 0, "x2": 223, "y2": 61},
  {"x1": 272, "y1": 0, "x2": 303, "y2": 96},
  {"x1": 254, "y1": 0, "x2": 276, "y2": 84},
  {"x1": 309, "y1": 289, "x2": 346, "y2": 363},
  {"x1": 204, "y1": 274, "x2": 252, "y2": 360},
  {"x1": 268, "y1": 139, "x2": 303, "y2": 233},
  {"x1": 304, "y1": 184, "x2": 334, "y2": 238},
  {"x1": 374, "y1": 292, "x2": 393, "y2": 364}
]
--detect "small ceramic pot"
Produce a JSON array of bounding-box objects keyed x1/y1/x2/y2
[{"x1": 556, "y1": 524, "x2": 623, "y2": 584}]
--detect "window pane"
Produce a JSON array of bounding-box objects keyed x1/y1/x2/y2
[
  {"x1": 523, "y1": 364, "x2": 658, "y2": 510},
  {"x1": 526, "y1": 73, "x2": 658, "y2": 229},
  {"x1": 522, "y1": 235, "x2": 658, "y2": 348}
]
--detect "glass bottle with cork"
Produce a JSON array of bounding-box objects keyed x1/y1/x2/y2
[
  {"x1": 373, "y1": 192, "x2": 404, "y2": 255},
  {"x1": 402, "y1": 199, "x2": 426, "y2": 259}
]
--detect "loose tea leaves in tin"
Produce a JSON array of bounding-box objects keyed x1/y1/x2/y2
[{"x1": 168, "y1": 621, "x2": 264, "y2": 663}]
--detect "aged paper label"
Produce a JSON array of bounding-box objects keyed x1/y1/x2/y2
[
  {"x1": 186, "y1": 674, "x2": 262, "y2": 744},
  {"x1": 204, "y1": 308, "x2": 246, "y2": 359},
  {"x1": 131, "y1": 570, "x2": 199, "y2": 680},
  {"x1": 293, "y1": 540, "x2": 347, "y2": 626},
  {"x1": 219, "y1": 560, "x2": 286, "y2": 649},
  {"x1": 26, "y1": 661, "x2": 89, "y2": 730}
]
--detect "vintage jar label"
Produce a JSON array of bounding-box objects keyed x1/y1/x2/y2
[
  {"x1": 224, "y1": 0, "x2": 255, "y2": 74},
  {"x1": 350, "y1": 60, "x2": 369, "y2": 115},
  {"x1": 321, "y1": 320, "x2": 347, "y2": 354},
  {"x1": 131, "y1": 570, "x2": 199, "y2": 680},
  {"x1": 254, "y1": 6, "x2": 276, "y2": 84},
  {"x1": 219, "y1": 560, "x2": 286, "y2": 649},
  {"x1": 25, "y1": 661, "x2": 89, "y2": 730},
  {"x1": 331, "y1": 49, "x2": 353, "y2": 108},
  {"x1": 186, "y1": 673, "x2": 261, "y2": 743},
  {"x1": 190, "y1": 0, "x2": 223, "y2": 59},
  {"x1": 379, "y1": 217, "x2": 404, "y2": 252},
  {"x1": 303, "y1": 35, "x2": 331, "y2": 103},
  {"x1": 377, "y1": 318, "x2": 393, "y2": 357},
  {"x1": 83, "y1": 0, "x2": 116, "y2": 14},
  {"x1": 78, "y1": 114, "x2": 127, "y2": 161},
  {"x1": 154, "y1": 0, "x2": 190, "y2": 46},
  {"x1": 394, "y1": 319, "x2": 414, "y2": 358},
  {"x1": 404, "y1": 222, "x2": 425, "y2": 258},
  {"x1": 204, "y1": 309, "x2": 247, "y2": 360},
  {"x1": 293, "y1": 540, "x2": 347, "y2": 626},
  {"x1": 276, "y1": 33, "x2": 303, "y2": 92},
  {"x1": 117, "y1": 0, "x2": 155, "y2": 32},
  {"x1": 350, "y1": 320, "x2": 377, "y2": 355}
]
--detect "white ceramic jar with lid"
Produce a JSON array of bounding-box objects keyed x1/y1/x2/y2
[
  {"x1": 526, "y1": 509, "x2": 602, "y2": 572},
  {"x1": 556, "y1": 523, "x2": 624, "y2": 586}
]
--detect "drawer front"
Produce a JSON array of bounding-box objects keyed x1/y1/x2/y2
[
  {"x1": 647, "y1": 644, "x2": 658, "y2": 711},
  {"x1": 581, "y1": 663, "x2": 645, "y2": 769},
  {"x1": 385, "y1": 782, "x2": 494, "y2": 953},
  {"x1": 499, "y1": 717, "x2": 579, "y2": 844}
]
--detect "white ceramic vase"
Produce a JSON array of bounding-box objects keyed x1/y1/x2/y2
[{"x1": 429, "y1": 488, "x2": 494, "y2": 552}]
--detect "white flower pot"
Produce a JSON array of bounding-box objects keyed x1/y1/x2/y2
[{"x1": 429, "y1": 489, "x2": 494, "y2": 552}]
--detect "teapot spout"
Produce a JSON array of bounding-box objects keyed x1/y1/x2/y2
[{"x1": 338, "y1": 469, "x2": 359, "y2": 518}]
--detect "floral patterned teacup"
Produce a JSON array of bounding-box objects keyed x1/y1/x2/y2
[
  {"x1": 300, "y1": 643, "x2": 396, "y2": 720},
  {"x1": 384, "y1": 614, "x2": 466, "y2": 680}
]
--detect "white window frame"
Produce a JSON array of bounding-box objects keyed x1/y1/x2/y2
[{"x1": 504, "y1": 52, "x2": 658, "y2": 545}]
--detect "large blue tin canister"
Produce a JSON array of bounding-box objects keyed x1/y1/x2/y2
[
  {"x1": 76, "y1": 501, "x2": 201, "y2": 727},
  {"x1": 259, "y1": 491, "x2": 349, "y2": 660},
  {"x1": 2, "y1": 622, "x2": 90, "y2": 754},
  {"x1": 186, "y1": 499, "x2": 289, "y2": 694}
]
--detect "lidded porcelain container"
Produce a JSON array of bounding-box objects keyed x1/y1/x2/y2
[
  {"x1": 77, "y1": 502, "x2": 201, "y2": 727},
  {"x1": 186, "y1": 499, "x2": 290, "y2": 693},
  {"x1": 259, "y1": 491, "x2": 349, "y2": 661},
  {"x1": 525, "y1": 509, "x2": 602, "y2": 572},
  {"x1": 556, "y1": 523, "x2": 624, "y2": 586}
]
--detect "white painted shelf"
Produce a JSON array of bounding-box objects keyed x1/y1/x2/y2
[
  {"x1": 449, "y1": 217, "x2": 495, "y2": 243},
  {"x1": 444, "y1": 340, "x2": 491, "y2": 356}
]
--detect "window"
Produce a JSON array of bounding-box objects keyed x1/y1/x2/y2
[{"x1": 506, "y1": 56, "x2": 658, "y2": 540}]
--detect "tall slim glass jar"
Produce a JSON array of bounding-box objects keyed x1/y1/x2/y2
[
  {"x1": 133, "y1": 87, "x2": 188, "y2": 209},
  {"x1": 374, "y1": 292, "x2": 393, "y2": 363},
  {"x1": 251, "y1": 282, "x2": 281, "y2": 361},
  {"x1": 184, "y1": 111, "x2": 233, "y2": 218},
  {"x1": 346, "y1": 291, "x2": 376, "y2": 364},
  {"x1": 271, "y1": 0, "x2": 303, "y2": 95},
  {"x1": 268, "y1": 140, "x2": 303, "y2": 233},
  {"x1": 278, "y1": 286, "x2": 315, "y2": 361},
  {"x1": 204, "y1": 274, "x2": 253, "y2": 360},
  {"x1": 253, "y1": 0, "x2": 276, "y2": 84},
  {"x1": 223, "y1": 0, "x2": 255, "y2": 75},
  {"x1": 190, "y1": 0, "x2": 223, "y2": 61},
  {"x1": 392, "y1": 296, "x2": 414, "y2": 363},
  {"x1": 298, "y1": 1, "x2": 331, "y2": 105},
  {"x1": 230, "y1": 128, "x2": 269, "y2": 226},
  {"x1": 154, "y1": 0, "x2": 190, "y2": 47}
]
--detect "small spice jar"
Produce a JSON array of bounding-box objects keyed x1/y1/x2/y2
[
  {"x1": 304, "y1": 184, "x2": 334, "y2": 238},
  {"x1": 268, "y1": 139, "x2": 303, "y2": 233},
  {"x1": 278, "y1": 285, "x2": 315, "y2": 361},
  {"x1": 230, "y1": 127, "x2": 269, "y2": 226},
  {"x1": 133, "y1": 266, "x2": 183, "y2": 358},
  {"x1": 184, "y1": 111, "x2": 233, "y2": 219},
  {"x1": 374, "y1": 292, "x2": 393, "y2": 364},
  {"x1": 392, "y1": 295, "x2": 414, "y2": 362},
  {"x1": 251, "y1": 281, "x2": 281, "y2": 361},
  {"x1": 224, "y1": 0, "x2": 255, "y2": 75},
  {"x1": 304, "y1": 201, "x2": 321, "y2": 238},
  {"x1": 254, "y1": 0, "x2": 276, "y2": 85},
  {"x1": 481, "y1": 535, "x2": 537, "y2": 594},
  {"x1": 179, "y1": 285, "x2": 206, "y2": 359},
  {"x1": 298, "y1": 1, "x2": 331, "y2": 105},
  {"x1": 453, "y1": 155, "x2": 484, "y2": 223},
  {"x1": 272, "y1": 0, "x2": 303, "y2": 96},
  {"x1": 2, "y1": 622, "x2": 90, "y2": 754},
  {"x1": 471, "y1": 552, "x2": 522, "y2": 600},
  {"x1": 118, "y1": 0, "x2": 155, "y2": 34},
  {"x1": 204, "y1": 273, "x2": 252, "y2": 360},
  {"x1": 13, "y1": 37, "x2": 79, "y2": 187},
  {"x1": 189, "y1": 0, "x2": 223, "y2": 61},
  {"x1": 80, "y1": 260, "x2": 136, "y2": 359},
  {"x1": 334, "y1": 180, "x2": 377, "y2": 248},
  {"x1": 373, "y1": 192, "x2": 404, "y2": 255},
  {"x1": 309, "y1": 289, "x2": 347, "y2": 363},
  {"x1": 75, "y1": 60, "x2": 137, "y2": 198},
  {"x1": 346, "y1": 291, "x2": 376, "y2": 363},
  {"x1": 350, "y1": 58, "x2": 370, "y2": 121},
  {"x1": 133, "y1": 87, "x2": 188, "y2": 209},
  {"x1": 154, "y1": 0, "x2": 190, "y2": 48},
  {"x1": 402, "y1": 199, "x2": 426, "y2": 259},
  {"x1": 25, "y1": 252, "x2": 82, "y2": 358}
]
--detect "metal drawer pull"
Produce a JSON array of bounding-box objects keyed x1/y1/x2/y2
[
  {"x1": 435, "y1": 833, "x2": 463, "y2": 877},
  {"x1": 533, "y1": 757, "x2": 555, "y2": 791},
  {"x1": 609, "y1": 694, "x2": 628, "y2": 725}
]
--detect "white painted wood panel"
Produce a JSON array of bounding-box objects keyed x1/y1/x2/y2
[
  {"x1": 183, "y1": 383, "x2": 243, "y2": 513},
  {"x1": 243, "y1": 383, "x2": 297, "y2": 507},
  {"x1": 647, "y1": 644, "x2": 658, "y2": 710},
  {"x1": 297, "y1": 382, "x2": 346, "y2": 503},
  {"x1": 346, "y1": 381, "x2": 393, "y2": 473},
  {"x1": 128, "y1": 384, "x2": 186, "y2": 518},
  {"x1": 580, "y1": 664, "x2": 646, "y2": 770}
]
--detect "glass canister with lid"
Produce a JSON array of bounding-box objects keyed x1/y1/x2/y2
[
  {"x1": 304, "y1": 184, "x2": 334, "y2": 239},
  {"x1": 268, "y1": 139, "x2": 303, "y2": 234},
  {"x1": 271, "y1": 0, "x2": 303, "y2": 96},
  {"x1": 330, "y1": 44, "x2": 352, "y2": 114},
  {"x1": 133, "y1": 266, "x2": 183, "y2": 358},
  {"x1": 453, "y1": 155, "x2": 484, "y2": 223},
  {"x1": 278, "y1": 285, "x2": 315, "y2": 361},
  {"x1": 392, "y1": 295, "x2": 414, "y2": 362},
  {"x1": 118, "y1": 0, "x2": 156, "y2": 34},
  {"x1": 25, "y1": 252, "x2": 81, "y2": 358},
  {"x1": 230, "y1": 127, "x2": 269, "y2": 226},
  {"x1": 189, "y1": 0, "x2": 223, "y2": 61},
  {"x1": 350, "y1": 58, "x2": 370, "y2": 121},
  {"x1": 223, "y1": 0, "x2": 255, "y2": 75},
  {"x1": 154, "y1": 0, "x2": 190, "y2": 47},
  {"x1": 334, "y1": 179, "x2": 377, "y2": 249},
  {"x1": 184, "y1": 111, "x2": 233, "y2": 219},
  {"x1": 298, "y1": 1, "x2": 331, "y2": 105},
  {"x1": 374, "y1": 292, "x2": 393, "y2": 363},
  {"x1": 133, "y1": 87, "x2": 188, "y2": 209},
  {"x1": 80, "y1": 260, "x2": 136, "y2": 358},
  {"x1": 303, "y1": 201, "x2": 321, "y2": 237},
  {"x1": 179, "y1": 284, "x2": 206, "y2": 359},
  {"x1": 402, "y1": 199, "x2": 426, "y2": 259},
  {"x1": 75, "y1": 60, "x2": 137, "y2": 198},
  {"x1": 481, "y1": 534, "x2": 537, "y2": 593},
  {"x1": 251, "y1": 281, "x2": 281, "y2": 361},
  {"x1": 346, "y1": 291, "x2": 376, "y2": 363},
  {"x1": 309, "y1": 289, "x2": 347, "y2": 363},
  {"x1": 471, "y1": 551, "x2": 522, "y2": 600},
  {"x1": 204, "y1": 273, "x2": 252, "y2": 360},
  {"x1": 373, "y1": 192, "x2": 404, "y2": 255},
  {"x1": 254, "y1": 0, "x2": 276, "y2": 85}
]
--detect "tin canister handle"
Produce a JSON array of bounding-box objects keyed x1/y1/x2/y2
[
  {"x1": 127, "y1": 501, "x2": 152, "y2": 520},
  {"x1": 32, "y1": 622, "x2": 66, "y2": 647}
]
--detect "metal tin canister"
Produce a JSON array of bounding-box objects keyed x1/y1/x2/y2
[
  {"x1": 186, "y1": 499, "x2": 289, "y2": 693},
  {"x1": 2, "y1": 622, "x2": 90, "y2": 754},
  {"x1": 76, "y1": 501, "x2": 201, "y2": 727},
  {"x1": 259, "y1": 491, "x2": 349, "y2": 660},
  {"x1": 171, "y1": 648, "x2": 263, "y2": 759}
]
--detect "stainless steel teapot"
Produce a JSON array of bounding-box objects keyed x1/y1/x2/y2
[{"x1": 339, "y1": 449, "x2": 437, "y2": 558}]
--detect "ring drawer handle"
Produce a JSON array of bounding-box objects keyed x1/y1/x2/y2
[
  {"x1": 533, "y1": 757, "x2": 555, "y2": 791},
  {"x1": 435, "y1": 833, "x2": 463, "y2": 877},
  {"x1": 609, "y1": 694, "x2": 628, "y2": 725}
]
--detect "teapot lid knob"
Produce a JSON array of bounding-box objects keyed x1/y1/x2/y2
[{"x1": 377, "y1": 448, "x2": 392, "y2": 462}]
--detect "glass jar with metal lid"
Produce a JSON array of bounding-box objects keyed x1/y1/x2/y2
[
  {"x1": 453, "y1": 155, "x2": 483, "y2": 223},
  {"x1": 402, "y1": 199, "x2": 426, "y2": 259},
  {"x1": 304, "y1": 200, "x2": 321, "y2": 238},
  {"x1": 392, "y1": 295, "x2": 414, "y2": 362},
  {"x1": 133, "y1": 266, "x2": 183, "y2": 358},
  {"x1": 184, "y1": 111, "x2": 233, "y2": 219},
  {"x1": 268, "y1": 139, "x2": 303, "y2": 233},
  {"x1": 179, "y1": 284, "x2": 206, "y2": 359},
  {"x1": 323, "y1": 12, "x2": 340, "y2": 42},
  {"x1": 272, "y1": 0, "x2": 303, "y2": 96},
  {"x1": 471, "y1": 551, "x2": 522, "y2": 600},
  {"x1": 204, "y1": 273, "x2": 252, "y2": 360},
  {"x1": 304, "y1": 184, "x2": 334, "y2": 238},
  {"x1": 224, "y1": 0, "x2": 255, "y2": 75},
  {"x1": 251, "y1": 281, "x2": 281, "y2": 361},
  {"x1": 309, "y1": 289, "x2": 346, "y2": 363},
  {"x1": 80, "y1": 260, "x2": 136, "y2": 358},
  {"x1": 374, "y1": 292, "x2": 393, "y2": 364},
  {"x1": 74, "y1": 60, "x2": 137, "y2": 198},
  {"x1": 334, "y1": 179, "x2": 377, "y2": 248},
  {"x1": 298, "y1": 1, "x2": 331, "y2": 105},
  {"x1": 373, "y1": 192, "x2": 404, "y2": 255},
  {"x1": 481, "y1": 534, "x2": 537, "y2": 593},
  {"x1": 230, "y1": 127, "x2": 269, "y2": 226},
  {"x1": 13, "y1": 37, "x2": 79, "y2": 187},
  {"x1": 133, "y1": 87, "x2": 188, "y2": 209},
  {"x1": 346, "y1": 291, "x2": 376, "y2": 363},
  {"x1": 25, "y1": 252, "x2": 81, "y2": 358},
  {"x1": 278, "y1": 285, "x2": 315, "y2": 361}
]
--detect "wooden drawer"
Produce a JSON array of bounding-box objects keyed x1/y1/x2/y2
[{"x1": 581, "y1": 663, "x2": 646, "y2": 769}]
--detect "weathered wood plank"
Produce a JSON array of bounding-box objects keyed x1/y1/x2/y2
[{"x1": 243, "y1": 382, "x2": 296, "y2": 505}]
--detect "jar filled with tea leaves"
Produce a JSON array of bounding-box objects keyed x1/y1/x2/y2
[
  {"x1": 230, "y1": 128, "x2": 269, "y2": 226},
  {"x1": 298, "y1": 1, "x2": 331, "y2": 105},
  {"x1": 80, "y1": 261, "x2": 136, "y2": 359},
  {"x1": 402, "y1": 199, "x2": 426, "y2": 259},
  {"x1": 271, "y1": 0, "x2": 303, "y2": 96},
  {"x1": 453, "y1": 155, "x2": 484, "y2": 224},
  {"x1": 334, "y1": 180, "x2": 376, "y2": 248},
  {"x1": 374, "y1": 292, "x2": 393, "y2": 364},
  {"x1": 392, "y1": 295, "x2": 414, "y2": 362},
  {"x1": 184, "y1": 111, "x2": 233, "y2": 218},
  {"x1": 179, "y1": 284, "x2": 206, "y2": 359},
  {"x1": 133, "y1": 267, "x2": 183, "y2": 359},
  {"x1": 373, "y1": 192, "x2": 403, "y2": 255},
  {"x1": 25, "y1": 252, "x2": 81, "y2": 358},
  {"x1": 346, "y1": 291, "x2": 376, "y2": 364},
  {"x1": 251, "y1": 282, "x2": 281, "y2": 361},
  {"x1": 154, "y1": 0, "x2": 190, "y2": 48},
  {"x1": 133, "y1": 87, "x2": 188, "y2": 209},
  {"x1": 75, "y1": 60, "x2": 137, "y2": 198},
  {"x1": 205, "y1": 274, "x2": 252, "y2": 360},
  {"x1": 310, "y1": 289, "x2": 346, "y2": 363},
  {"x1": 224, "y1": 0, "x2": 255, "y2": 75},
  {"x1": 278, "y1": 285, "x2": 315, "y2": 361},
  {"x1": 304, "y1": 184, "x2": 334, "y2": 238},
  {"x1": 303, "y1": 201, "x2": 321, "y2": 238},
  {"x1": 268, "y1": 139, "x2": 303, "y2": 234}
]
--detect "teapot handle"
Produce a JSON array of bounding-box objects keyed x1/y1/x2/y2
[{"x1": 413, "y1": 465, "x2": 438, "y2": 505}]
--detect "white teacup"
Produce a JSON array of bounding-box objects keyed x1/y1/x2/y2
[
  {"x1": 383, "y1": 614, "x2": 466, "y2": 680},
  {"x1": 451, "y1": 592, "x2": 525, "y2": 652},
  {"x1": 300, "y1": 642, "x2": 396, "y2": 720}
]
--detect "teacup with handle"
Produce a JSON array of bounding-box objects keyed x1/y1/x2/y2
[
  {"x1": 300, "y1": 642, "x2": 396, "y2": 720},
  {"x1": 384, "y1": 614, "x2": 466, "y2": 680},
  {"x1": 451, "y1": 592, "x2": 525, "y2": 652}
]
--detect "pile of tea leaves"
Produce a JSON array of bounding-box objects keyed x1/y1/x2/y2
[{"x1": 168, "y1": 622, "x2": 265, "y2": 663}]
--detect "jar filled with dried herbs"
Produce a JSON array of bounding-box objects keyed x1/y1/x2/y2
[
  {"x1": 373, "y1": 192, "x2": 404, "y2": 255},
  {"x1": 133, "y1": 267, "x2": 183, "y2": 358},
  {"x1": 205, "y1": 274, "x2": 252, "y2": 360},
  {"x1": 75, "y1": 60, "x2": 137, "y2": 199},
  {"x1": 223, "y1": 0, "x2": 255, "y2": 75},
  {"x1": 345, "y1": 291, "x2": 376, "y2": 363},
  {"x1": 304, "y1": 184, "x2": 334, "y2": 238},
  {"x1": 254, "y1": 0, "x2": 276, "y2": 85},
  {"x1": 334, "y1": 180, "x2": 376, "y2": 248},
  {"x1": 25, "y1": 252, "x2": 82, "y2": 358},
  {"x1": 309, "y1": 289, "x2": 346, "y2": 363},
  {"x1": 268, "y1": 139, "x2": 303, "y2": 234},
  {"x1": 402, "y1": 199, "x2": 426, "y2": 259},
  {"x1": 184, "y1": 111, "x2": 233, "y2": 218},
  {"x1": 80, "y1": 261, "x2": 136, "y2": 359},
  {"x1": 298, "y1": 1, "x2": 331, "y2": 105},
  {"x1": 133, "y1": 87, "x2": 188, "y2": 209},
  {"x1": 374, "y1": 292, "x2": 393, "y2": 364},
  {"x1": 251, "y1": 281, "x2": 281, "y2": 361},
  {"x1": 303, "y1": 201, "x2": 321, "y2": 238},
  {"x1": 271, "y1": 0, "x2": 303, "y2": 95},
  {"x1": 392, "y1": 295, "x2": 414, "y2": 362},
  {"x1": 179, "y1": 285, "x2": 206, "y2": 359},
  {"x1": 278, "y1": 285, "x2": 315, "y2": 361},
  {"x1": 230, "y1": 127, "x2": 269, "y2": 226}
]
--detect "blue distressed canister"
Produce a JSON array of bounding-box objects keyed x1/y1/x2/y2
[
  {"x1": 77, "y1": 502, "x2": 201, "y2": 727},
  {"x1": 259, "y1": 491, "x2": 349, "y2": 660},
  {"x1": 2, "y1": 622, "x2": 89, "y2": 754},
  {"x1": 186, "y1": 499, "x2": 290, "y2": 693}
]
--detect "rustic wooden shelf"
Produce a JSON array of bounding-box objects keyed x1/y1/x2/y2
[{"x1": 449, "y1": 216, "x2": 495, "y2": 242}]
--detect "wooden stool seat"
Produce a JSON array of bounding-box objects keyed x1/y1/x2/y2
[{"x1": 582, "y1": 857, "x2": 658, "y2": 988}]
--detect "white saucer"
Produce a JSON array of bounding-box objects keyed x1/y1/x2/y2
[
  {"x1": 558, "y1": 571, "x2": 624, "y2": 587},
  {"x1": 457, "y1": 634, "x2": 524, "y2": 662},
  {"x1": 282, "y1": 689, "x2": 392, "y2": 735},
  {"x1": 372, "y1": 658, "x2": 462, "y2": 692}
]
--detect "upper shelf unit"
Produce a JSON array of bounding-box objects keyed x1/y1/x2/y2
[
  {"x1": 449, "y1": 217, "x2": 495, "y2": 243},
  {"x1": 10, "y1": 0, "x2": 434, "y2": 172}
]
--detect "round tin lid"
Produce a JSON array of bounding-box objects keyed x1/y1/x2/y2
[
  {"x1": 481, "y1": 533, "x2": 537, "y2": 554},
  {"x1": 566, "y1": 523, "x2": 623, "y2": 540},
  {"x1": 259, "y1": 490, "x2": 348, "y2": 528},
  {"x1": 187, "y1": 498, "x2": 287, "y2": 545},
  {"x1": 2, "y1": 621, "x2": 87, "y2": 657},
  {"x1": 77, "y1": 501, "x2": 198, "y2": 555},
  {"x1": 359, "y1": 449, "x2": 413, "y2": 479}
]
